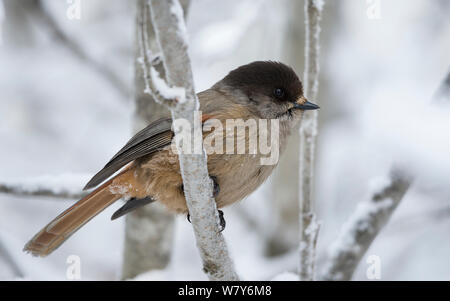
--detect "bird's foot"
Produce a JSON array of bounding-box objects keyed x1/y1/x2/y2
[
  {"x1": 186, "y1": 209, "x2": 226, "y2": 232},
  {"x1": 180, "y1": 175, "x2": 220, "y2": 198},
  {"x1": 210, "y1": 175, "x2": 220, "y2": 198},
  {"x1": 218, "y1": 210, "x2": 226, "y2": 232}
]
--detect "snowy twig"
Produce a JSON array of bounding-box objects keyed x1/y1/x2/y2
[
  {"x1": 0, "y1": 0, "x2": 4, "y2": 45},
  {"x1": 0, "y1": 234, "x2": 24, "y2": 278},
  {"x1": 145, "y1": 0, "x2": 239, "y2": 281},
  {"x1": 0, "y1": 174, "x2": 90, "y2": 200},
  {"x1": 0, "y1": 183, "x2": 85, "y2": 200},
  {"x1": 319, "y1": 169, "x2": 411, "y2": 281},
  {"x1": 320, "y1": 70, "x2": 450, "y2": 281},
  {"x1": 298, "y1": 0, "x2": 324, "y2": 281},
  {"x1": 432, "y1": 68, "x2": 450, "y2": 105},
  {"x1": 30, "y1": 0, "x2": 130, "y2": 99}
]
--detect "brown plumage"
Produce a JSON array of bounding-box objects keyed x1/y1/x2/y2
[
  {"x1": 24, "y1": 166, "x2": 138, "y2": 256},
  {"x1": 24, "y1": 61, "x2": 319, "y2": 257}
]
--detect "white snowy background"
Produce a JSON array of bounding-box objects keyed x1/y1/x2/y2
[{"x1": 0, "y1": 0, "x2": 449, "y2": 280}]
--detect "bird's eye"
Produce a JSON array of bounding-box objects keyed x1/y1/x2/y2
[{"x1": 274, "y1": 88, "x2": 285, "y2": 98}]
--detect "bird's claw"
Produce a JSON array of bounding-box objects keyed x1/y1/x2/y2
[
  {"x1": 181, "y1": 175, "x2": 219, "y2": 198},
  {"x1": 210, "y1": 176, "x2": 220, "y2": 198},
  {"x1": 218, "y1": 210, "x2": 226, "y2": 232},
  {"x1": 186, "y1": 209, "x2": 226, "y2": 232}
]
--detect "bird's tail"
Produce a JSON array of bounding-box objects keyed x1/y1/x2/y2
[{"x1": 24, "y1": 166, "x2": 136, "y2": 257}]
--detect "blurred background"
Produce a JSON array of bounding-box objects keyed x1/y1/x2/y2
[{"x1": 0, "y1": 0, "x2": 449, "y2": 280}]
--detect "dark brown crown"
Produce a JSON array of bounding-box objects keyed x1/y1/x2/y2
[{"x1": 222, "y1": 61, "x2": 303, "y2": 104}]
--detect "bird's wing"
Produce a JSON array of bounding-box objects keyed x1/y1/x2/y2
[
  {"x1": 83, "y1": 89, "x2": 230, "y2": 191},
  {"x1": 83, "y1": 117, "x2": 173, "y2": 190}
]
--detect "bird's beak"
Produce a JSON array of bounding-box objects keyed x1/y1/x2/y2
[{"x1": 293, "y1": 96, "x2": 320, "y2": 110}]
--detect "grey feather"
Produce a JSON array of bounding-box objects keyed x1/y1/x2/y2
[
  {"x1": 111, "y1": 196, "x2": 155, "y2": 220},
  {"x1": 83, "y1": 118, "x2": 173, "y2": 190}
]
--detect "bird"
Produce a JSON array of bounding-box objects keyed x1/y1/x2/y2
[{"x1": 24, "y1": 61, "x2": 319, "y2": 257}]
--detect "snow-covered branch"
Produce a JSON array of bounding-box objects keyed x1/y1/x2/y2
[
  {"x1": 146, "y1": 0, "x2": 239, "y2": 281},
  {"x1": 298, "y1": 0, "x2": 324, "y2": 281},
  {"x1": 319, "y1": 169, "x2": 411, "y2": 281},
  {"x1": 8, "y1": 0, "x2": 130, "y2": 99},
  {"x1": 433, "y1": 69, "x2": 450, "y2": 105},
  {"x1": 122, "y1": 0, "x2": 192, "y2": 279},
  {"x1": 0, "y1": 174, "x2": 89, "y2": 200},
  {"x1": 320, "y1": 70, "x2": 450, "y2": 281},
  {"x1": 120, "y1": 0, "x2": 181, "y2": 280},
  {"x1": 0, "y1": 234, "x2": 24, "y2": 278}
]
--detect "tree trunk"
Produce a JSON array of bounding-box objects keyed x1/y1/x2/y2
[
  {"x1": 266, "y1": 0, "x2": 305, "y2": 257},
  {"x1": 121, "y1": 0, "x2": 182, "y2": 279},
  {"x1": 145, "y1": 0, "x2": 239, "y2": 281},
  {"x1": 2, "y1": 0, "x2": 39, "y2": 47}
]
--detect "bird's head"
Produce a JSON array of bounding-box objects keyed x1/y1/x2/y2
[{"x1": 218, "y1": 61, "x2": 319, "y2": 122}]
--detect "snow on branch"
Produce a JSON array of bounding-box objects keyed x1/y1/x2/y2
[
  {"x1": 320, "y1": 70, "x2": 450, "y2": 281},
  {"x1": 0, "y1": 234, "x2": 24, "y2": 278},
  {"x1": 298, "y1": 0, "x2": 324, "y2": 281},
  {"x1": 30, "y1": 0, "x2": 130, "y2": 99},
  {"x1": 0, "y1": 0, "x2": 4, "y2": 45},
  {"x1": 145, "y1": 0, "x2": 239, "y2": 281},
  {"x1": 0, "y1": 174, "x2": 89, "y2": 200},
  {"x1": 120, "y1": 0, "x2": 184, "y2": 280},
  {"x1": 433, "y1": 69, "x2": 450, "y2": 105},
  {"x1": 319, "y1": 169, "x2": 411, "y2": 281}
]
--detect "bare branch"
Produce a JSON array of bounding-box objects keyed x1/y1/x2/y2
[
  {"x1": 145, "y1": 0, "x2": 239, "y2": 281},
  {"x1": 298, "y1": 0, "x2": 324, "y2": 281}
]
